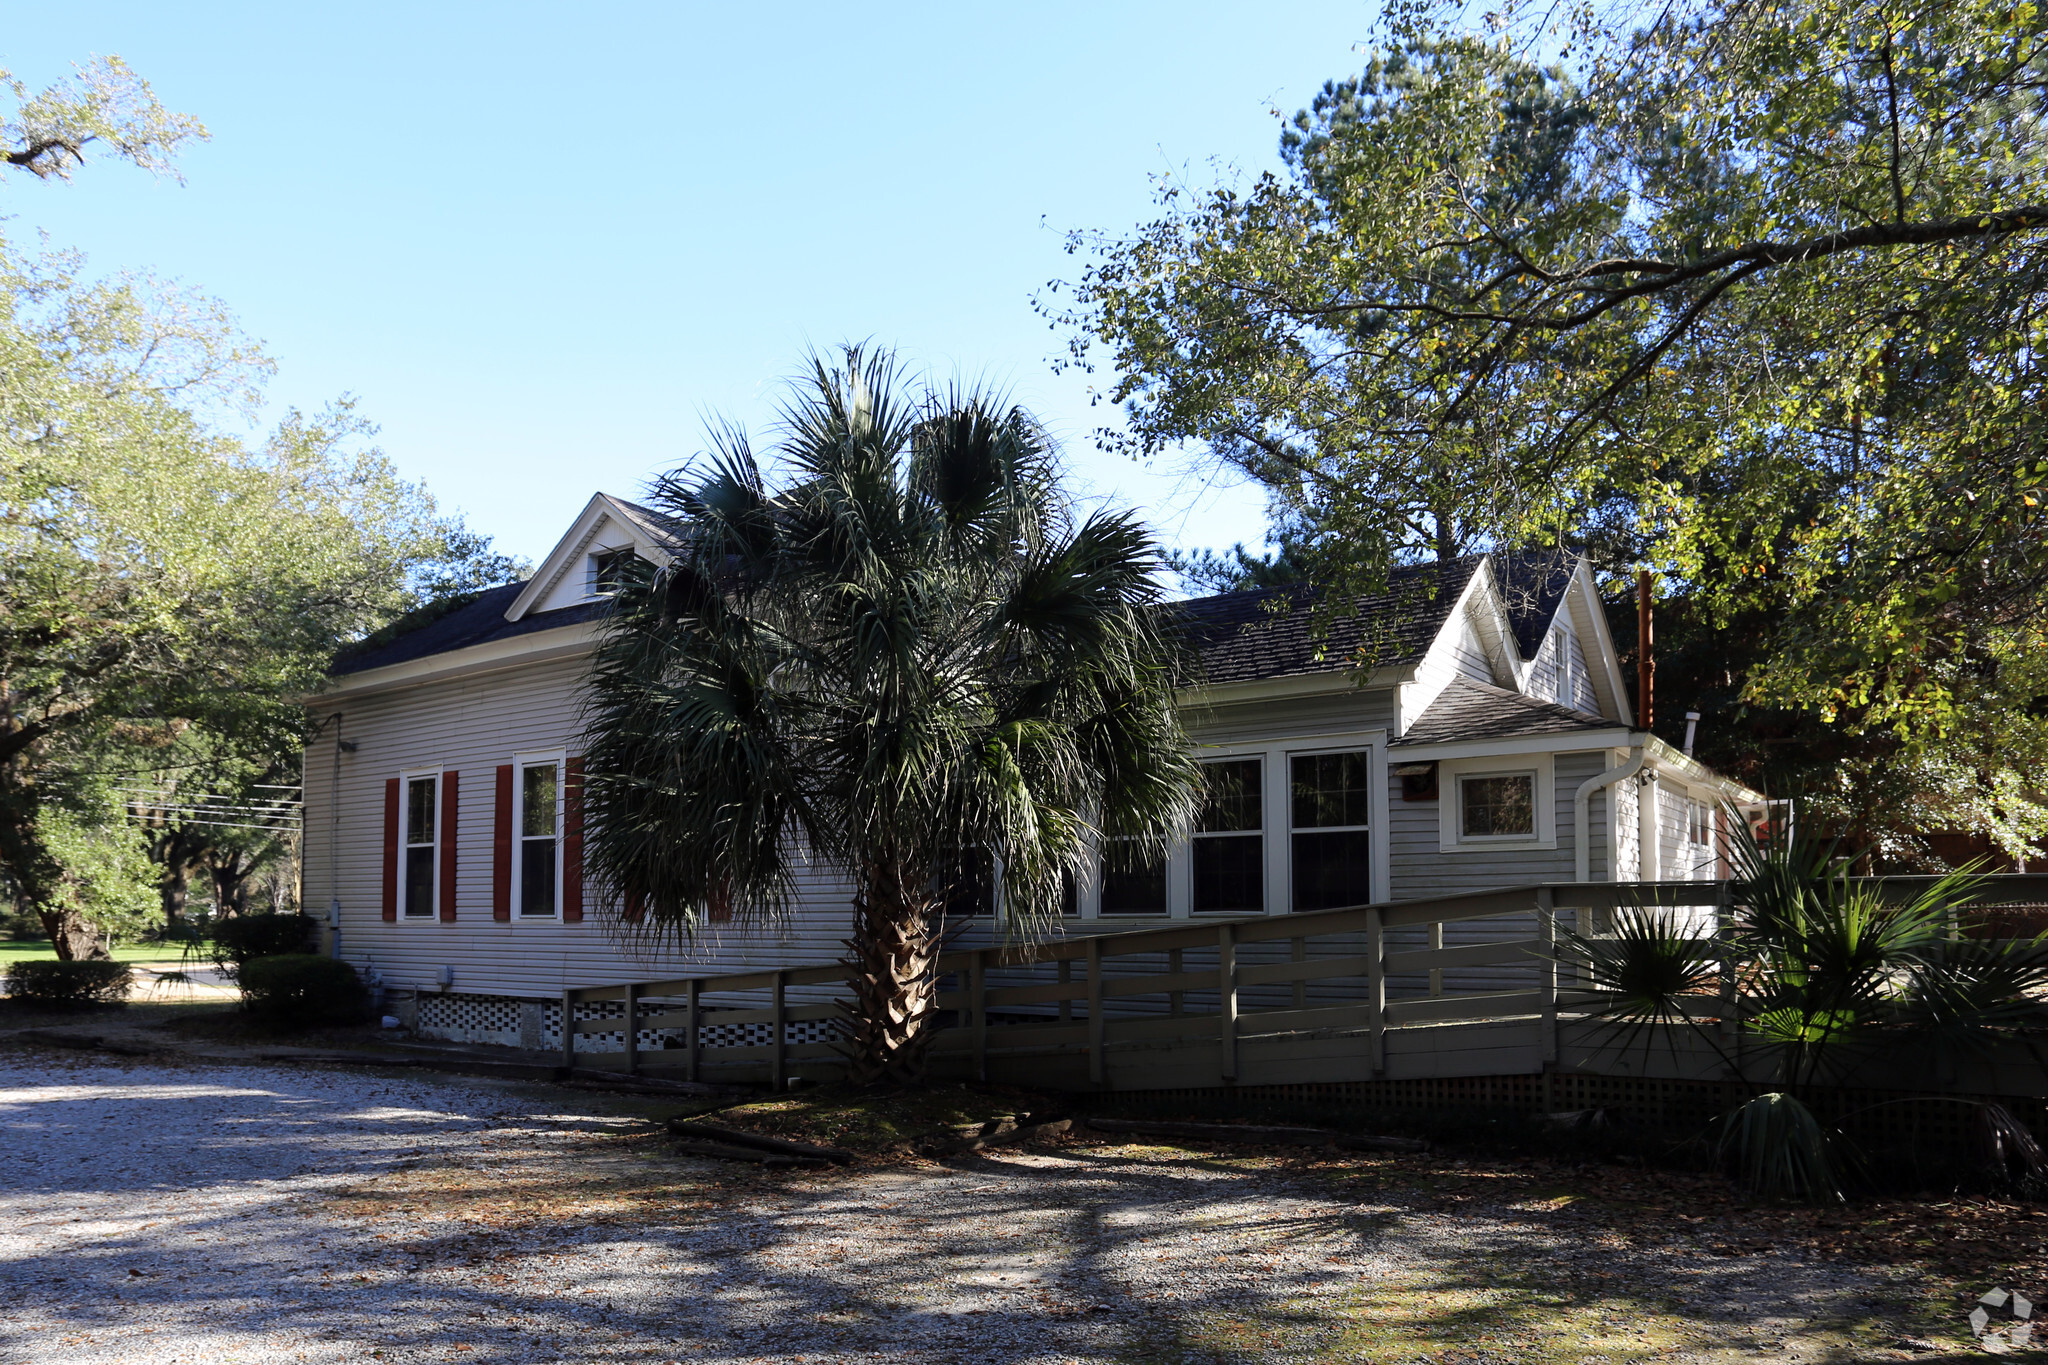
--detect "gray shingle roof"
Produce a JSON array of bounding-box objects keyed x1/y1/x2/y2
[
  {"x1": 1177, "y1": 558, "x2": 1482, "y2": 686},
  {"x1": 1492, "y1": 549, "x2": 1579, "y2": 660},
  {"x1": 1394, "y1": 675, "x2": 1617, "y2": 747},
  {"x1": 330, "y1": 584, "x2": 602, "y2": 677},
  {"x1": 331, "y1": 549, "x2": 1586, "y2": 700}
]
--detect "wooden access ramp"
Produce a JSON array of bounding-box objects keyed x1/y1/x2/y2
[{"x1": 560, "y1": 875, "x2": 2048, "y2": 1094}]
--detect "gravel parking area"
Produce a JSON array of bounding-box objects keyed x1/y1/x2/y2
[{"x1": 0, "y1": 1054, "x2": 1942, "y2": 1364}]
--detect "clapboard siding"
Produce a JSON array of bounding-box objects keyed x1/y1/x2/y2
[
  {"x1": 306, "y1": 646, "x2": 863, "y2": 1002},
  {"x1": 1386, "y1": 748, "x2": 1607, "y2": 894},
  {"x1": 1186, "y1": 688, "x2": 1396, "y2": 745},
  {"x1": 1446, "y1": 613, "x2": 1496, "y2": 683}
]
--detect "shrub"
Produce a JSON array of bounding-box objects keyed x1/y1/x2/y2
[
  {"x1": 5, "y1": 959, "x2": 133, "y2": 1007},
  {"x1": 211, "y1": 913, "x2": 318, "y2": 972},
  {"x1": 237, "y1": 953, "x2": 366, "y2": 1029}
]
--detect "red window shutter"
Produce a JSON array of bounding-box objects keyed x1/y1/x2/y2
[
  {"x1": 381, "y1": 777, "x2": 400, "y2": 922},
  {"x1": 438, "y1": 770, "x2": 460, "y2": 921},
  {"x1": 492, "y1": 764, "x2": 513, "y2": 921},
  {"x1": 562, "y1": 757, "x2": 585, "y2": 923}
]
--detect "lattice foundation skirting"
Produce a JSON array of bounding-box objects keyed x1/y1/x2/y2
[
  {"x1": 409, "y1": 990, "x2": 842, "y2": 1053},
  {"x1": 1111, "y1": 1073, "x2": 2048, "y2": 1146}
]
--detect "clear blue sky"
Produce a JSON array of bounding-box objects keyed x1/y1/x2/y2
[{"x1": 7, "y1": 2, "x2": 1378, "y2": 568}]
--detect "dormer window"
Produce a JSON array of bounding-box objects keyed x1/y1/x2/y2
[{"x1": 590, "y1": 548, "x2": 633, "y2": 597}]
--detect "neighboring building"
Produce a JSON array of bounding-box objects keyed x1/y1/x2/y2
[{"x1": 301, "y1": 494, "x2": 1760, "y2": 1047}]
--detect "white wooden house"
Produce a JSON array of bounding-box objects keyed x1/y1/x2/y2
[{"x1": 301, "y1": 494, "x2": 1759, "y2": 1048}]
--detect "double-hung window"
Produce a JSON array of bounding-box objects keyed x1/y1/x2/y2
[
  {"x1": 1680, "y1": 795, "x2": 1714, "y2": 874},
  {"x1": 401, "y1": 774, "x2": 438, "y2": 919},
  {"x1": 1099, "y1": 842, "x2": 1167, "y2": 915},
  {"x1": 1193, "y1": 757, "x2": 1263, "y2": 914},
  {"x1": 1290, "y1": 751, "x2": 1372, "y2": 911},
  {"x1": 516, "y1": 760, "x2": 561, "y2": 918}
]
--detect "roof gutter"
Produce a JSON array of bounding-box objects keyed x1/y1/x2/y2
[{"x1": 1575, "y1": 746, "x2": 1646, "y2": 883}]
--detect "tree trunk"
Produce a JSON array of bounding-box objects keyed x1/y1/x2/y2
[
  {"x1": 160, "y1": 862, "x2": 191, "y2": 931},
  {"x1": 209, "y1": 851, "x2": 252, "y2": 918},
  {"x1": 34, "y1": 904, "x2": 106, "y2": 961},
  {"x1": 1433, "y1": 507, "x2": 1458, "y2": 563},
  {"x1": 839, "y1": 865, "x2": 944, "y2": 1086}
]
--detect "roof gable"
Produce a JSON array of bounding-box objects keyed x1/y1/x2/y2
[{"x1": 503, "y1": 493, "x2": 679, "y2": 623}]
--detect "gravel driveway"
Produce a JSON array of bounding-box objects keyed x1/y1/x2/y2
[{"x1": 0, "y1": 1053, "x2": 1919, "y2": 1364}]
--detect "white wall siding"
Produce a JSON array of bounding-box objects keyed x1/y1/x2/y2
[
  {"x1": 1386, "y1": 749, "x2": 1608, "y2": 898},
  {"x1": 306, "y1": 648, "x2": 863, "y2": 1005},
  {"x1": 1188, "y1": 689, "x2": 1396, "y2": 746},
  {"x1": 1447, "y1": 613, "x2": 1496, "y2": 684}
]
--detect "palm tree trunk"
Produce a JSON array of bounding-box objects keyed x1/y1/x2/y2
[{"x1": 840, "y1": 864, "x2": 944, "y2": 1085}]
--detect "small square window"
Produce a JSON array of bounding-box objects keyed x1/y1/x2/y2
[
  {"x1": 591, "y1": 549, "x2": 634, "y2": 596},
  {"x1": 1461, "y1": 774, "x2": 1535, "y2": 838}
]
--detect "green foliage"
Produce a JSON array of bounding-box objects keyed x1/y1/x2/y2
[
  {"x1": 1557, "y1": 903, "x2": 1722, "y2": 1056},
  {"x1": 209, "y1": 913, "x2": 316, "y2": 973},
  {"x1": 1563, "y1": 811, "x2": 2048, "y2": 1198},
  {"x1": 583, "y1": 347, "x2": 1204, "y2": 1081},
  {"x1": 4, "y1": 958, "x2": 132, "y2": 1007},
  {"x1": 1056, "y1": 0, "x2": 2048, "y2": 847},
  {"x1": 0, "y1": 59, "x2": 524, "y2": 950},
  {"x1": 33, "y1": 804, "x2": 158, "y2": 947},
  {"x1": 236, "y1": 953, "x2": 365, "y2": 1029},
  {"x1": 1715, "y1": 1093, "x2": 1845, "y2": 1203}
]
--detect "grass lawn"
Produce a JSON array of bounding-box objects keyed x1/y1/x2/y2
[{"x1": 0, "y1": 940, "x2": 198, "y2": 965}]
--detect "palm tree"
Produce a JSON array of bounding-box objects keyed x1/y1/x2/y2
[
  {"x1": 581, "y1": 347, "x2": 1203, "y2": 1084},
  {"x1": 1560, "y1": 812, "x2": 2048, "y2": 1199}
]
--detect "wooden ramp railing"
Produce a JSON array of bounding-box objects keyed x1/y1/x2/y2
[{"x1": 560, "y1": 875, "x2": 2048, "y2": 1092}]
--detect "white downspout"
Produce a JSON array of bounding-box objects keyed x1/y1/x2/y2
[{"x1": 1575, "y1": 747, "x2": 1646, "y2": 883}]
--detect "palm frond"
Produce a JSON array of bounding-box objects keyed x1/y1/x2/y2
[{"x1": 1715, "y1": 1092, "x2": 1845, "y2": 1203}]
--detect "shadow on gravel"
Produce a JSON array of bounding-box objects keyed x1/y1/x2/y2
[{"x1": 0, "y1": 1062, "x2": 1965, "y2": 1364}]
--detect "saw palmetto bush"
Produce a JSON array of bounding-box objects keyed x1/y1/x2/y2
[
  {"x1": 1561, "y1": 815, "x2": 2048, "y2": 1200},
  {"x1": 581, "y1": 347, "x2": 1202, "y2": 1084}
]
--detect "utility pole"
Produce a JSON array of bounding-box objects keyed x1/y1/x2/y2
[{"x1": 1636, "y1": 569, "x2": 1654, "y2": 732}]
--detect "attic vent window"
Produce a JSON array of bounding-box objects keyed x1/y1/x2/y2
[{"x1": 591, "y1": 549, "x2": 632, "y2": 597}]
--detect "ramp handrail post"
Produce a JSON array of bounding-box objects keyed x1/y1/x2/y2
[
  {"x1": 1086, "y1": 938, "x2": 1106, "y2": 1085},
  {"x1": 560, "y1": 988, "x2": 576, "y2": 1072},
  {"x1": 1716, "y1": 881, "x2": 1739, "y2": 1062},
  {"x1": 771, "y1": 970, "x2": 787, "y2": 1091},
  {"x1": 1428, "y1": 919, "x2": 1444, "y2": 998},
  {"x1": 1367, "y1": 908, "x2": 1385, "y2": 1075},
  {"x1": 624, "y1": 984, "x2": 641, "y2": 1076},
  {"x1": 971, "y1": 949, "x2": 988, "y2": 1082},
  {"x1": 1218, "y1": 923, "x2": 1238, "y2": 1082},
  {"x1": 684, "y1": 978, "x2": 700, "y2": 1083},
  {"x1": 1536, "y1": 887, "x2": 1558, "y2": 1065}
]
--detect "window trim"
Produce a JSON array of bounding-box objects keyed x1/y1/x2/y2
[
  {"x1": 1191, "y1": 754, "x2": 1266, "y2": 916},
  {"x1": 1072, "y1": 731, "x2": 1388, "y2": 919},
  {"x1": 1437, "y1": 752, "x2": 1556, "y2": 851},
  {"x1": 1286, "y1": 746, "x2": 1375, "y2": 913},
  {"x1": 587, "y1": 545, "x2": 635, "y2": 599},
  {"x1": 511, "y1": 750, "x2": 566, "y2": 922},
  {"x1": 397, "y1": 767, "x2": 442, "y2": 923}
]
